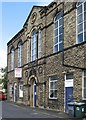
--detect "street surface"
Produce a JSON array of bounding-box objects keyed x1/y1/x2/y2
[{"x1": 0, "y1": 101, "x2": 84, "y2": 119}]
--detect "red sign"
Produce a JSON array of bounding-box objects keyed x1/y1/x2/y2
[{"x1": 15, "y1": 68, "x2": 22, "y2": 78}]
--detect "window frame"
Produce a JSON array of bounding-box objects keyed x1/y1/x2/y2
[
  {"x1": 76, "y1": 2, "x2": 86, "y2": 44},
  {"x1": 82, "y1": 71, "x2": 86, "y2": 100},
  {"x1": 9, "y1": 84, "x2": 12, "y2": 98},
  {"x1": 19, "y1": 82, "x2": 23, "y2": 98},
  {"x1": 27, "y1": 37, "x2": 29, "y2": 63},
  {"x1": 49, "y1": 76, "x2": 58, "y2": 99},
  {"x1": 54, "y1": 12, "x2": 63, "y2": 53},
  {"x1": 11, "y1": 47, "x2": 14, "y2": 70},
  {"x1": 38, "y1": 29, "x2": 41, "y2": 59},
  {"x1": 18, "y1": 42, "x2": 22, "y2": 67},
  {"x1": 31, "y1": 30, "x2": 37, "y2": 61}
]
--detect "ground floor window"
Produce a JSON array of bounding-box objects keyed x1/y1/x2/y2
[
  {"x1": 49, "y1": 76, "x2": 57, "y2": 99},
  {"x1": 83, "y1": 71, "x2": 86, "y2": 99},
  {"x1": 19, "y1": 82, "x2": 23, "y2": 98},
  {"x1": 9, "y1": 84, "x2": 12, "y2": 97}
]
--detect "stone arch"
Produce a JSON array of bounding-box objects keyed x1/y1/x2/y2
[{"x1": 29, "y1": 75, "x2": 38, "y2": 84}]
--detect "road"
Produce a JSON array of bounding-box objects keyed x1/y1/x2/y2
[{"x1": 0, "y1": 101, "x2": 80, "y2": 119}]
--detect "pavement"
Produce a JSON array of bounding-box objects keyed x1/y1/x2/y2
[{"x1": 1, "y1": 100, "x2": 86, "y2": 120}]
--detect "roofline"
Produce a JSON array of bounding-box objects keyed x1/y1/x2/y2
[{"x1": 23, "y1": 5, "x2": 45, "y2": 27}]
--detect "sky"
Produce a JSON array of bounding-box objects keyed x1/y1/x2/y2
[{"x1": 0, "y1": 0, "x2": 53, "y2": 69}]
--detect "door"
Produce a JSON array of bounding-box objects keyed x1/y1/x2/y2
[
  {"x1": 34, "y1": 82, "x2": 36, "y2": 107},
  {"x1": 65, "y1": 73, "x2": 73, "y2": 112},
  {"x1": 65, "y1": 87, "x2": 73, "y2": 112}
]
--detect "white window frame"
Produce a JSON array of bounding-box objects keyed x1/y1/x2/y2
[
  {"x1": 31, "y1": 30, "x2": 37, "y2": 61},
  {"x1": 19, "y1": 82, "x2": 23, "y2": 98},
  {"x1": 38, "y1": 29, "x2": 41, "y2": 59},
  {"x1": 18, "y1": 42, "x2": 22, "y2": 67},
  {"x1": 54, "y1": 12, "x2": 63, "y2": 53},
  {"x1": 77, "y1": 2, "x2": 86, "y2": 43},
  {"x1": 49, "y1": 76, "x2": 58, "y2": 99},
  {"x1": 27, "y1": 37, "x2": 29, "y2": 63},
  {"x1": 82, "y1": 71, "x2": 86, "y2": 100},
  {"x1": 11, "y1": 48, "x2": 14, "y2": 70},
  {"x1": 9, "y1": 84, "x2": 12, "y2": 97}
]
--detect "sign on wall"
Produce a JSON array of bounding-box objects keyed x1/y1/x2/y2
[
  {"x1": 65, "y1": 79, "x2": 73, "y2": 87},
  {"x1": 15, "y1": 68, "x2": 22, "y2": 78}
]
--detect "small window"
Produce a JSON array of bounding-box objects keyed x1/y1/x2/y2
[
  {"x1": 9, "y1": 84, "x2": 12, "y2": 97},
  {"x1": 19, "y1": 82, "x2": 23, "y2": 98},
  {"x1": 54, "y1": 12, "x2": 63, "y2": 53},
  {"x1": 49, "y1": 76, "x2": 57, "y2": 99}
]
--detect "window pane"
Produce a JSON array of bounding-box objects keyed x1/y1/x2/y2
[
  {"x1": 78, "y1": 23, "x2": 83, "y2": 33},
  {"x1": 59, "y1": 26, "x2": 63, "y2": 34},
  {"x1": 66, "y1": 73, "x2": 73, "y2": 80},
  {"x1": 59, "y1": 34, "x2": 63, "y2": 42},
  {"x1": 53, "y1": 90, "x2": 57, "y2": 98},
  {"x1": 84, "y1": 2, "x2": 86, "y2": 11},
  {"x1": 77, "y1": 5, "x2": 82, "y2": 15},
  {"x1": 84, "y1": 89, "x2": 86, "y2": 98},
  {"x1": 55, "y1": 37, "x2": 58, "y2": 44},
  {"x1": 84, "y1": 77, "x2": 86, "y2": 87},
  {"x1": 84, "y1": 21, "x2": 86, "y2": 31},
  {"x1": 55, "y1": 29, "x2": 58, "y2": 36},
  {"x1": 50, "y1": 90, "x2": 53, "y2": 98},
  {"x1": 84, "y1": 32, "x2": 86, "y2": 41},
  {"x1": 84, "y1": 71, "x2": 86, "y2": 76},
  {"x1": 50, "y1": 82, "x2": 53, "y2": 89},
  {"x1": 77, "y1": 14, "x2": 83, "y2": 24},
  {"x1": 77, "y1": 2, "x2": 82, "y2": 6},
  {"x1": 51, "y1": 76, "x2": 57, "y2": 81},
  {"x1": 55, "y1": 22, "x2": 58, "y2": 28},
  {"x1": 53, "y1": 81, "x2": 57, "y2": 89},
  {"x1": 54, "y1": 45, "x2": 58, "y2": 52},
  {"x1": 78, "y1": 33, "x2": 83, "y2": 43},
  {"x1": 59, "y1": 43, "x2": 63, "y2": 51},
  {"x1": 59, "y1": 18, "x2": 63, "y2": 26},
  {"x1": 84, "y1": 11, "x2": 86, "y2": 21}
]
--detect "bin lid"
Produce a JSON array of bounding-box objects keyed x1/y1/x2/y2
[
  {"x1": 68, "y1": 102, "x2": 77, "y2": 106},
  {"x1": 75, "y1": 102, "x2": 85, "y2": 106}
]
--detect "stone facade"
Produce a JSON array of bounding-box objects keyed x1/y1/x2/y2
[{"x1": 7, "y1": 2, "x2": 86, "y2": 112}]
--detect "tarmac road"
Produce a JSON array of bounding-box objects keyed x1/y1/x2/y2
[{"x1": 0, "y1": 101, "x2": 83, "y2": 120}]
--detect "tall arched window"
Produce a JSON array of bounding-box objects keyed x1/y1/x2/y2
[
  {"x1": 27, "y1": 37, "x2": 29, "y2": 63},
  {"x1": 18, "y1": 41, "x2": 22, "y2": 67},
  {"x1": 31, "y1": 29, "x2": 37, "y2": 61},
  {"x1": 11, "y1": 47, "x2": 14, "y2": 70},
  {"x1": 38, "y1": 29, "x2": 41, "y2": 59},
  {"x1": 54, "y1": 12, "x2": 63, "y2": 53}
]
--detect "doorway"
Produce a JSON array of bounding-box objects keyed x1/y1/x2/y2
[{"x1": 30, "y1": 78, "x2": 37, "y2": 107}]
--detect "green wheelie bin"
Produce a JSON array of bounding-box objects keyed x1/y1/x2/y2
[{"x1": 75, "y1": 102, "x2": 85, "y2": 118}]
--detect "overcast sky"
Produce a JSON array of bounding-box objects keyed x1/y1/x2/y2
[{"x1": 0, "y1": 0, "x2": 53, "y2": 69}]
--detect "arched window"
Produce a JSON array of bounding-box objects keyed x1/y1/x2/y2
[
  {"x1": 31, "y1": 29, "x2": 37, "y2": 61},
  {"x1": 27, "y1": 37, "x2": 29, "y2": 63},
  {"x1": 54, "y1": 12, "x2": 63, "y2": 53},
  {"x1": 18, "y1": 41, "x2": 22, "y2": 67},
  {"x1": 38, "y1": 29, "x2": 41, "y2": 58},
  {"x1": 11, "y1": 47, "x2": 14, "y2": 70}
]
